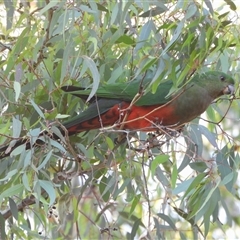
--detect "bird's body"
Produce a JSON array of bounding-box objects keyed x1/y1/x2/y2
[
  {"x1": 62, "y1": 71, "x2": 234, "y2": 133},
  {"x1": 0, "y1": 71, "x2": 235, "y2": 159}
]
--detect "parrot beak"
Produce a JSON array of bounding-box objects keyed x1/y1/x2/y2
[{"x1": 223, "y1": 84, "x2": 235, "y2": 95}]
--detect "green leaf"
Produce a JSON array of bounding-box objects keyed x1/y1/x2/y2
[
  {"x1": 55, "y1": 114, "x2": 70, "y2": 119},
  {"x1": 203, "y1": 0, "x2": 213, "y2": 14},
  {"x1": 38, "y1": 180, "x2": 56, "y2": 206},
  {"x1": 9, "y1": 197, "x2": 18, "y2": 221},
  {"x1": 173, "y1": 178, "x2": 195, "y2": 195},
  {"x1": 0, "y1": 169, "x2": 18, "y2": 182},
  {"x1": 136, "y1": 20, "x2": 154, "y2": 50},
  {"x1": 220, "y1": 172, "x2": 234, "y2": 186},
  {"x1": 99, "y1": 176, "x2": 110, "y2": 202},
  {"x1": 116, "y1": 35, "x2": 135, "y2": 45},
  {"x1": 112, "y1": 178, "x2": 131, "y2": 200},
  {"x1": 192, "y1": 182, "x2": 220, "y2": 218},
  {"x1": 140, "y1": 5, "x2": 168, "y2": 17},
  {"x1": 79, "y1": 4, "x2": 96, "y2": 13},
  {"x1": 22, "y1": 172, "x2": 31, "y2": 191},
  {"x1": 161, "y1": 21, "x2": 184, "y2": 56},
  {"x1": 12, "y1": 117, "x2": 22, "y2": 138},
  {"x1": 30, "y1": 99, "x2": 45, "y2": 119},
  {"x1": 189, "y1": 162, "x2": 208, "y2": 172},
  {"x1": 82, "y1": 56, "x2": 100, "y2": 102},
  {"x1": 0, "y1": 184, "x2": 24, "y2": 202},
  {"x1": 24, "y1": 151, "x2": 32, "y2": 168},
  {"x1": 224, "y1": 0, "x2": 237, "y2": 10},
  {"x1": 182, "y1": 173, "x2": 206, "y2": 200},
  {"x1": 157, "y1": 213, "x2": 176, "y2": 230},
  {"x1": 171, "y1": 163, "x2": 178, "y2": 189},
  {"x1": 198, "y1": 125, "x2": 217, "y2": 148},
  {"x1": 154, "y1": 217, "x2": 163, "y2": 239},
  {"x1": 129, "y1": 194, "x2": 141, "y2": 216},
  {"x1": 0, "y1": 213, "x2": 6, "y2": 240},
  {"x1": 151, "y1": 155, "x2": 169, "y2": 176},
  {"x1": 105, "y1": 136, "x2": 114, "y2": 150},
  {"x1": 4, "y1": 0, "x2": 14, "y2": 30},
  {"x1": 130, "y1": 218, "x2": 143, "y2": 239},
  {"x1": 13, "y1": 81, "x2": 21, "y2": 102},
  {"x1": 38, "y1": 1, "x2": 60, "y2": 16},
  {"x1": 29, "y1": 128, "x2": 41, "y2": 146},
  {"x1": 185, "y1": 3, "x2": 197, "y2": 19},
  {"x1": 37, "y1": 150, "x2": 53, "y2": 170},
  {"x1": 155, "y1": 166, "x2": 170, "y2": 187},
  {"x1": 48, "y1": 138, "x2": 66, "y2": 152},
  {"x1": 11, "y1": 144, "x2": 25, "y2": 157}
]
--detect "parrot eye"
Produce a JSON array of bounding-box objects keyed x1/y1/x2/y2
[{"x1": 220, "y1": 76, "x2": 225, "y2": 81}]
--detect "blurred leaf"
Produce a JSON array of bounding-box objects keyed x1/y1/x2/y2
[
  {"x1": 116, "y1": 35, "x2": 135, "y2": 45},
  {"x1": 99, "y1": 176, "x2": 110, "y2": 202},
  {"x1": 0, "y1": 169, "x2": 18, "y2": 182},
  {"x1": 189, "y1": 182, "x2": 220, "y2": 219},
  {"x1": 38, "y1": 180, "x2": 56, "y2": 206},
  {"x1": 0, "y1": 213, "x2": 6, "y2": 240},
  {"x1": 0, "y1": 184, "x2": 24, "y2": 202},
  {"x1": 112, "y1": 178, "x2": 131, "y2": 200},
  {"x1": 171, "y1": 163, "x2": 178, "y2": 188},
  {"x1": 155, "y1": 166, "x2": 170, "y2": 187},
  {"x1": 38, "y1": 1, "x2": 60, "y2": 16},
  {"x1": 157, "y1": 213, "x2": 176, "y2": 230},
  {"x1": 12, "y1": 117, "x2": 22, "y2": 138},
  {"x1": 203, "y1": 0, "x2": 213, "y2": 14},
  {"x1": 22, "y1": 172, "x2": 31, "y2": 191},
  {"x1": 185, "y1": 3, "x2": 198, "y2": 19},
  {"x1": 189, "y1": 162, "x2": 208, "y2": 172},
  {"x1": 24, "y1": 151, "x2": 32, "y2": 168},
  {"x1": 224, "y1": 0, "x2": 237, "y2": 10},
  {"x1": 9, "y1": 197, "x2": 18, "y2": 221},
  {"x1": 82, "y1": 56, "x2": 100, "y2": 102},
  {"x1": 130, "y1": 194, "x2": 141, "y2": 216},
  {"x1": 55, "y1": 114, "x2": 70, "y2": 119},
  {"x1": 161, "y1": 21, "x2": 184, "y2": 56},
  {"x1": 136, "y1": 20, "x2": 155, "y2": 50},
  {"x1": 29, "y1": 128, "x2": 41, "y2": 146},
  {"x1": 29, "y1": 99, "x2": 45, "y2": 119},
  {"x1": 37, "y1": 150, "x2": 53, "y2": 170},
  {"x1": 173, "y1": 178, "x2": 196, "y2": 195},
  {"x1": 13, "y1": 81, "x2": 21, "y2": 102},
  {"x1": 130, "y1": 218, "x2": 143, "y2": 239},
  {"x1": 151, "y1": 155, "x2": 169, "y2": 176},
  {"x1": 4, "y1": 0, "x2": 14, "y2": 30},
  {"x1": 140, "y1": 5, "x2": 168, "y2": 17},
  {"x1": 154, "y1": 217, "x2": 163, "y2": 239},
  {"x1": 105, "y1": 136, "x2": 114, "y2": 150},
  {"x1": 182, "y1": 173, "x2": 206, "y2": 200},
  {"x1": 198, "y1": 125, "x2": 217, "y2": 148},
  {"x1": 10, "y1": 144, "x2": 25, "y2": 157}
]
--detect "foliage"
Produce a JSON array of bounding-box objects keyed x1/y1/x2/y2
[{"x1": 0, "y1": 0, "x2": 240, "y2": 239}]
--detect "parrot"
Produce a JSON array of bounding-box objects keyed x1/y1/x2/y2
[
  {"x1": 62, "y1": 71, "x2": 234, "y2": 133},
  {"x1": 0, "y1": 71, "x2": 235, "y2": 159}
]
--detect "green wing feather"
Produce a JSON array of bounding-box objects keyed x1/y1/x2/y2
[{"x1": 61, "y1": 79, "x2": 173, "y2": 106}]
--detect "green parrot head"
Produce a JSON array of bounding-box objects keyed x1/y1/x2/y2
[{"x1": 196, "y1": 71, "x2": 235, "y2": 99}]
